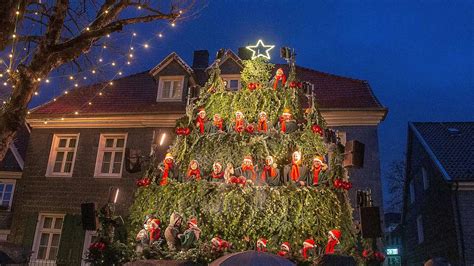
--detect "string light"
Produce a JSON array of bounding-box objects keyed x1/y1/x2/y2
[
  {"x1": 133, "y1": 32, "x2": 137, "y2": 37},
  {"x1": 143, "y1": 43, "x2": 149, "y2": 48},
  {"x1": 69, "y1": 76, "x2": 73, "y2": 80},
  {"x1": 99, "y1": 58, "x2": 103, "y2": 62},
  {"x1": 64, "y1": 90, "x2": 68, "y2": 94},
  {"x1": 74, "y1": 111, "x2": 79, "y2": 115},
  {"x1": 34, "y1": 92, "x2": 38, "y2": 95},
  {"x1": 158, "y1": 33, "x2": 163, "y2": 38},
  {"x1": 45, "y1": 79, "x2": 50, "y2": 83},
  {"x1": 111, "y1": 62, "x2": 116, "y2": 66},
  {"x1": 171, "y1": 22, "x2": 176, "y2": 27}
]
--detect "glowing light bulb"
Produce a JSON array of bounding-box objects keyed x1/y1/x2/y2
[
  {"x1": 144, "y1": 43, "x2": 149, "y2": 48},
  {"x1": 133, "y1": 32, "x2": 137, "y2": 37},
  {"x1": 99, "y1": 58, "x2": 103, "y2": 62},
  {"x1": 15, "y1": 11, "x2": 20, "y2": 15},
  {"x1": 53, "y1": 98, "x2": 57, "y2": 101},
  {"x1": 64, "y1": 90, "x2": 68, "y2": 94},
  {"x1": 111, "y1": 62, "x2": 116, "y2": 66},
  {"x1": 109, "y1": 81, "x2": 113, "y2": 85},
  {"x1": 118, "y1": 71, "x2": 122, "y2": 75},
  {"x1": 103, "y1": 45, "x2": 107, "y2": 49},
  {"x1": 171, "y1": 22, "x2": 176, "y2": 27},
  {"x1": 3, "y1": 82, "x2": 7, "y2": 86},
  {"x1": 69, "y1": 76, "x2": 73, "y2": 80},
  {"x1": 12, "y1": 34, "x2": 16, "y2": 38},
  {"x1": 74, "y1": 111, "x2": 79, "y2": 115},
  {"x1": 74, "y1": 83, "x2": 78, "y2": 87},
  {"x1": 86, "y1": 27, "x2": 90, "y2": 31},
  {"x1": 129, "y1": 53, "x2": 133, "y2": 58},
  {"x1": 92, "y1": 70, "x2": 96, "y2": 74},
  {"x1": 106, "y1": 34, "x2": 110, "y2": 38},
  {"x1": 27, "y1": 111, "x2": 31, "y2": 114},
  {"x1": 158, "y1": 33, "x2": 163, "y2": 38},
  {"x1": 127, "y1": 61, "x2": 131, "y2": 65},
  {"x1": 61, "y1": 117, "x2": 65, "y2": 120},
  {"x1": 45, "y1": 79, "x2": 50, "y2": 83},
  {"x1": 34, "y1": 91, "x2": 38, "y2": 95},
  {"x1": 88, "y1": 102, "x2": 92, "y2": 105},
  {"x1": 99, "y1": 92, "x2": 103, "y2": 96}
]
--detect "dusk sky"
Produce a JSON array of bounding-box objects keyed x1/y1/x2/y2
[{"x1": 32, "y1": 0, "x2": 474, "y2": 209}]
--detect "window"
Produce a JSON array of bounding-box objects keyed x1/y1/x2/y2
[
  {"x1": 94, "y1": 134, "x2": 127, "y2": 177},
  {"x1": 422, "y1": 167, "x2": 429, "y2": 190},
  {"x1": 46, "y1": 134, "x2": 79, "y2": 177},
  {"x1": 157, "y1": 76, "x2": 183, "y2": 101},
  {"x1": 32, "y1": 214, "x2": 64, "y2": 263},
  {"x1": 417, "y1": 215, "x2": 424, "y2": 243},
  {"x1": 409, "y1": 180, "x2": 415, "y2": 203},
  {"x1": 82, "y1": 230, "x2": 98, "y2": 266},
  {"x1": 0, "y1": 182, "x2": 15, "y2": 210},
  {"x1": 222, "y1": 75, "x2": 241, "y2": 91}
]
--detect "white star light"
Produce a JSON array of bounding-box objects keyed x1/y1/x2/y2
[{"x1": 246, "y1": 39, "x2": 275, "y2": 60}]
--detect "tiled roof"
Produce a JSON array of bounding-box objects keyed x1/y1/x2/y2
[
  {"x1": 30, "y1": 62, "x2": 384, "y2": 117},
  {"x1": 276, "y1": 64, "x2": 384, "y2": 109},
  {"x1": 411, "y1": 122, "x2": 474, "y2": 181}
]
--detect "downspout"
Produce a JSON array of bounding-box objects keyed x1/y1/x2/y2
[{"x1": 452, "y1": 181, "x2": 466, "y2": 265}]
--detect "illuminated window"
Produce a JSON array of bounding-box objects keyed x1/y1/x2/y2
[
  {"x1": 94, "y1": 134, "x2": 127, "y2": 178},
  {"x1": 32, "y1": 214, "x2": 64, "y2": 263},
  {"x1": 46, "y1": 134, "x2": 79, "y2": 177},
  {"x1": 221, "y1": 74, "x2": 241, "y2": 91},
  {"x1": 157, "y1": 76, "x2": 184, "y2": 101},
  {"x1": 0, "y1": 182, "x2": 14, "y2": 210}
]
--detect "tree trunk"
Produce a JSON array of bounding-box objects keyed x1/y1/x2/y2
[{"x1": 0, "y1": 66, "x2": 39, "y2": 161}]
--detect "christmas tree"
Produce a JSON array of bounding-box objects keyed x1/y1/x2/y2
[{"x1": 124, "y1": 54, "x2": 358, "y2": 263}]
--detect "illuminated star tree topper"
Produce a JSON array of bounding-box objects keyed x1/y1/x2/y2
[{"x1": 246, "y1": 39, "x2": 275, "y2": 60}]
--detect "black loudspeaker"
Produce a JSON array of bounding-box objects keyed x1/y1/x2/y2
[
  {"x1": 360, "y1": 206, "x2": 382, "y2": 238},
  {"x1": 125, "y1": 148, "x2": 141, "y2": 173},
  {"x1": 81, "y1": 202, "x2": 97, "y2": 231},
  {"x1": 320, "y1": 254, "x2": 356, "y2": 266},
  {"x1": 344, "y1": 140, "x2": 365, "y2": 168}
]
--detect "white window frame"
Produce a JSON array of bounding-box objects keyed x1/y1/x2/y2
[
  {"x1": 94, "y1": 133, "x2": 128, "y2": 178},
  {"x1": 422, "y1": 167, "x2": 429, "y2": 190},
  {"x1": 417, "y1": 215, "x2": 424, "y2": 243},
  {"x1": 81, "y1": 230, "x2": 97, "y2": 266},
  {"x1": 409, "y1": 179, "x2": 415, "y2": 204},
  {"x1": 46, "y1": 134, "x2": 80, "y2": 177},
  {"x1": 156, "y1": 75, "x2": 184, "y2": 102},
  {"x1": 32, "y1": 213, "x2": 65, "y2": 264},
  {"x1": 0, "y1": 179, "x2": 16, "y2": 211},
  {"x1": 221, "y1": 74, "x2": 241, "y2": 91}
]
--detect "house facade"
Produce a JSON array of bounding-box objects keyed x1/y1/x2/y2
[
  {"x1": 9, "y1": 49, "x2": 387, "y2": 264},
  {"x1": 401, "y1": 122, "x2": 474, "y2": 265}
]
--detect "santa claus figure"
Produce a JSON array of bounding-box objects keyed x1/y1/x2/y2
[
  {"x1": 211, "y1": 114, "x2": 225, "y2": 133},
  {"x1": 186, "y1": 160, "x2": 201, "y2": 181},
  {"x1": 260, "y1": 156, "x2": 280, "y2": 186},
  {"x1": 277, "y1": 242, "x2": 291, "y2": 259},
  {"x1": 195, "y1": 109, "x2": 208, "y2": 134},
  {"x1": 257, "y1": 111, "x2": 272, "y2": 133},
  {"x1": 236, "y1": 155, "x2": 257, "y2": 182},
  {"x1": 233, "y1": 111, "x2": 247, "y2": 133},
  {"x1": 273, "y1": 68, "x2": 287, "y2": 90},
  {"x1": 256, "y1": 238, "x2": 268, "y2": 252},
  {"x1": 284, "y1": 151, "x2": 308, "y2": 184},
  {"x1": 158, "y1": 153, "x2": 179, "y2": 185},
  {"x1": 278, "y1": 109, "x2": 297, "y2": 134},
  {"x1": 211, "y1": 235, "x2": 232, "y2": 252},
  {"x1": 309, "y1": 155, "x2": 328, "y2": 186},
  {"x1": 325, "y1": 229, "x2": 341, "y2": 254},
  {"x1": 209, "y1": 162, "x2": 225, "y2": 182},
  {"x1": 301, "y1": 238, "x2": 316, "y2": 260}
]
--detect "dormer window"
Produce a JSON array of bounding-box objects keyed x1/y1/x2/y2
[
  {"x1": 221, "y1": 74, "x2": 241, "y2": 91},
  {"x1": 157, "y1": 76, "x2": 184, "y2": 101}
]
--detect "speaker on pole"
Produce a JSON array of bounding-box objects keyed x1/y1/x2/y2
[
  {"x1": 81, "y1": 202, "x2": 97, "y2": 231},
  {"x1": 360, "y1": 206, "x2": 382, "y2": 238}
]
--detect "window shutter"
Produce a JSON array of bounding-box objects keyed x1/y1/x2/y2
[
  {"x1": 56, "y1": 214, "x2": 85, "y2": 265},
  {"x1": 21, "y1": 212, "x2": 39, "y2": 251}
]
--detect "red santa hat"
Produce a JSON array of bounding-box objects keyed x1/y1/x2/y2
[
  {"x1": 197, "y1": 108, "x2": 206, "y2": 115},
  {"x1": 188, "y1": 218, "x2": 198, "y2": 228},
  {"x1": 235, "y1": 111, "x2": 243, "y2": 117},
  {"x1": 329, "y1": 229, "x2": 341, "y2": 243},
  {"x1": 259, "y1": 111, "x2": 267, "y2": 117},
  {"x1": 243, "y1": 155, "x2": 253, "y2": 163},
  {"x1": 281, "y1": 242, "x2": 290, "y2": 251},
  {"x1": 303, "y1": 239, "x2": 315, "y2": 248},
  {"x1": 313, "y1": 155, "x2": 325, "y2": 164},
  {"x1": 213, "y1": 162, "x2": 222, "y2": 169},
  {"x1": 257, "y1": 238, "x2": 267, "y2": 247}
]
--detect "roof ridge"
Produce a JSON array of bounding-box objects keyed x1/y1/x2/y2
[{"x1": 293, "y1": 64, "x2": 367, "y2": 82}]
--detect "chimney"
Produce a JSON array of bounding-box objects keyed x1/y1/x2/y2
[
  {"x1": 192, "y1": 50, "x2": 209, "y2": 69},
  {"x1": 238, "y1": 47, "x2": 252, "y2": 60}
]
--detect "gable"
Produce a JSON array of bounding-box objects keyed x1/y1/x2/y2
[
  {"x1": 220, "y1": 59, "x2": 243, "y2": 75},
  {"x1": 155, "y1": 60, "x2": 190, "y2": 76}
]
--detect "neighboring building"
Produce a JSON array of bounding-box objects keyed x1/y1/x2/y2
[
  {"x1": 0, "y1": 88, "x2": 30, "y2": 242},
  {"x1": 9, "y1": 48, "x2": 387, "y2": 264},
  {"x1": 401, "y1": 122, "x2": 474, "y2": 265}
]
